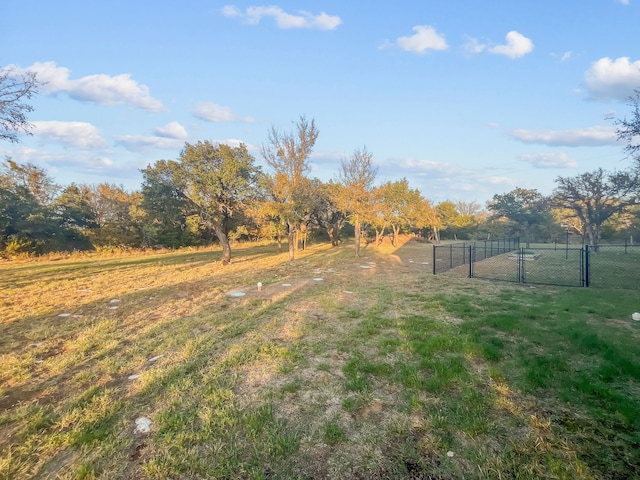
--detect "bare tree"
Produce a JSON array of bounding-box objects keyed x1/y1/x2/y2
[
  {"x1": 260, "y1": 115, "x2": 319, "y2": 261},
  {"x1": 553, "y1": 168, "x2": 640, "y2": 249},
  {"x1": 616, "y1": 89, "x2": 640, "y2": 163},
  {"x1": 0, "y1": 67, "x2": 40, "y2": 143}
]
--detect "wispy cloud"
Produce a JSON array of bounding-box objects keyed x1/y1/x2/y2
[
  {"x1": 193, "y1": 102, "x2": 255, "y2": 123},
  {"x1": 33, "y1": 121, "x2": 106, "y2": 149},
  {"x1": 116, "y1": 135, "x2": 183, "y2": 152},
  {"x1": 221, "y1": 5, "x2": 341, "y2": 30},
  {"x1": 488, "y1": 31, "x2": 534, "y2": 59},
  {"x1": 383, "y1": 26, "x2": 448, "y2": 54},
  {"x1": 154, "y1": 121, "x2": 188, "y2": 140},
  {"x1": 519, "y1": 152, "x2": 578, "y2": 168},
  {"x1": 2, "y1": 62, "x2": 164, "y2": 112},
  {"x1": 508, "y1": 126, "x2": 617, "y2": 147},
  {"x1": 583, "y1": 56, "x2": 640, "y2": 102}
]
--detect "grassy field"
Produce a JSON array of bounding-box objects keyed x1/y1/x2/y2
[{"x1": 1, "y1": 238, "x2": 639, "y2": 479}]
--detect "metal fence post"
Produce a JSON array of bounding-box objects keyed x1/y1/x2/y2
[
  {"x1": 432, "y1": 245, "x2": 436, "y2": 275},
  {"x1": 468, "y1": 245, "x2": 473, "y2": 278},
  {"x1": 585, "y1": 245, "x2": 590, "y2": 287}
]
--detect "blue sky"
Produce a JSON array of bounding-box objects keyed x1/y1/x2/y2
[{"x1": 2, "y1": 0, "x2": 639, "y2": 205}]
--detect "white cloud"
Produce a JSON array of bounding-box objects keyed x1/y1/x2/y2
[
  {"x1": 154, "y1": 121, "x2": 188, "y2": 139},
  {"x1": 618, "y1": 0, "x2": 630, "y2": 5},
  {"x1": 488, "y1": 31, "x2": 534, "y2": 59},
  {"x1": 393, "y1": 26, "x2": 448, "y2": 54},
  {"x1": 116, "y1": 135, "x2": 183, "y2": 152},
  {"x1": 193, "y1": 102, "x2": 255, "y2": 123},
  {"x1": 560, "y1": 51, "x2": 572, "y2": 62},
  {"x1": 222, "y1": 5, "x2": 341, "y2": 30},
  {"x1": 519, "y1": 152, "x2": 579, "y2": 168},
  {"x1": 583, "y1": 57, "x2": 640, "y2": 102},
  {"x1": 462, "y1": 36, "x2": 486, "y2": 55},
  {"x1": 33, "y1": 121, "x2": 106, "y2": 149},
  {"x1": 485, "y1": 176, "x2": 517, "y2": 186},
  {"x1": 3, "y1": 61, "x2": 164, "y2": 112},
  {"x1": 508, "y1": 126, "x2": 617, "y2": 147}
]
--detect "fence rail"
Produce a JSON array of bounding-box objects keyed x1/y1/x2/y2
[{"x1": 433, "y1": 240, "x2": 640, "y2": 289}]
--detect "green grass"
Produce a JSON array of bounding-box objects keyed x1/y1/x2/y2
[{"x1": 1, "y1": 240, "x2": 639, "y2": 479}]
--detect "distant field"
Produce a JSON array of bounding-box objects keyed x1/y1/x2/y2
[{"x1": 1, "y1": 238, "x2": 639, "y2": 479}]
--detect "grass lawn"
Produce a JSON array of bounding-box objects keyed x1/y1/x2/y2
[{"x1": 1, "y1": 238, "x2": 639, "y2": 479}]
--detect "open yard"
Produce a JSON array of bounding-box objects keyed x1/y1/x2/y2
[{"x1": 1, "y1": 238, "x2": 639, "y2": 479}]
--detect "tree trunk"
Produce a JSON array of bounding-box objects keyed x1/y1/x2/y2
[
  {"x1": 287, "y1": 222, "x2": 296, "y2": 261},
  {"x1": 354, "y1": 219, "x2": 361, "y2": 257},
  {"x1": 276, "y1": 225, "x2": 283, "y2": 252},
  {"x1": 375, "y1": 228, "x2": 384, "y2": 248},
  {"x1": 392, "y1": 225, "x2": 400, "y2": 247},
  {"x1": 213, "y1": 221, "x2": 232, "y2": 264}
]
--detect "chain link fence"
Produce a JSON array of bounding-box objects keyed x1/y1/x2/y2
[
  {"x1": 432, "y1": 237, "x2": 520, "y2": 274},
  {"x1": 433, "y1": 239, "x2": 640, "y2": 289}
]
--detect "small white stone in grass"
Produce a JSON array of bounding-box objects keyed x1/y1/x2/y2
[
  {"x1": 35, "y1": 360, "x2": 44, "y2": 364},
  {"x1": 632, "y1": 312, "x2": 640, "y2": 321},
  {"x1": 110, "y1": 299, "x2": 121, "y2": 304},
  {"x1": 447, "y1": 451, "x2": 454, "y2": 458},
  {"x1": 229, "y1": 291, "x2": 246, "y2": 297},
  {"x1": 313, "y1": 278, "x2": 324, "y2": 281},
  {"x1": 30, "y1": 342, "x2": 44, "y2": 347},
  {"x1": 128, "y1": 374, "x2": 140, "y2": 380},
  {"x1": 134, "y1": 417, "x2": 152, "y2": 434},
  {"x1": 108, "y1": 306, "x2": 119, "y2": 310},
  {"x1": 58, "y1": 313, "x2": 71, "y2": 317},
  {"x1": 281, "y1": 283, "x2": 292, "y2": 287},
  {"x1": 343, "y1": 291, "x2": 354, "y2": 294},
  {"x1": 359, "y1": 265, "x2": 371, "y2": 269},
  {"x1": 148, "y1": 354, "x2": 164, "y2": 362}
]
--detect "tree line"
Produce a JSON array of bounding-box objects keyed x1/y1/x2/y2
[
  {"x1": 2, "y1": 115, "x2": 639, "y2": 262},
  {"x1": 2, "y1": 64, "x2": 640, "y2": 260}
]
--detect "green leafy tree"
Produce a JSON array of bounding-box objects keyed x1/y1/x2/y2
[
  {"x1": 487, "y1": 188, "x2": 552, "y2": 245},
  {"x1": 141, "y1": 160, "x2": 194, "y2": 247},
  {"x1": 144, "y1": 142, "x2": 262, "y2": 263}
]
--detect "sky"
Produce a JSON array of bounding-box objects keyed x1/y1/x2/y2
[{"x1": 2, "y1": 0, "x2": 640, "y2": 206}]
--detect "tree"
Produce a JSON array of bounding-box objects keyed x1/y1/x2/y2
[
  {"x1": 260, "y1": 115, "x2": 319, "y2": 261},
  {"x1": 84, "y1": 183, "x2": 143, "y2": 248},
  {"x1": 314, "y1": 181, "x2": 346, "y2": 247},
  {"x1": 141, "y1": 160, "x2": 194, "y2": 247},
  {"x1": 487, "y1": 188, "x2": 552, "y2": 245},
  {"x1": 0, "y1": 67, "x2": 40, "y2": 143},
  {"x1": 143, "y1": 142, "x2": 262, "y2": 263},
  {"x1": 552, "y1": 168, "x2": 640, "y2": 249},
  {"x1": 334, "y1": 147, "x2": 378, "y2": 257},
  {"x1": 378, "y1": 178, "x2": 423, "y2": 247},
  {"x1": 615, "y1": 89, "x2": 640, "y2": 163},
  {"x1": 1, "y1": 158, "x2": 59, "y2": 205}
]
